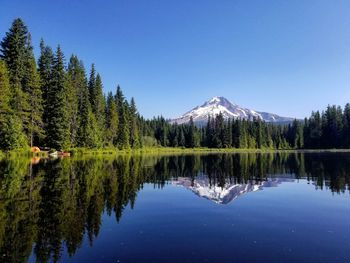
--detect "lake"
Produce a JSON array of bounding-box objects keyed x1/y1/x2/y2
[{"x1": 0, "y1": 152, "x2": 350, "y2": 263}]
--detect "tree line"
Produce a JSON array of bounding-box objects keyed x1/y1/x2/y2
[
  {"x1": 143, "y1": 106, "x2": 350, "y2": 150},
  {"x1": 1, "y1": 18, "x2": 350, "y2": 151}
]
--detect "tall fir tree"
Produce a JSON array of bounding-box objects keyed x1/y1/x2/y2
[
  {"x1": 66, "y1": 55, "x2": 85, "y2": 146},
  {"x1": 19, "y1": 34, "x2": 44, "y2": 146},
  {"x1": 0, "y1": 18, "x2": 28, "y2": 85},
  {"x1": 26, "y1": 53, "x2": 44, "y2": 146},
  {"x1": 85, "y1": 108, "x2": 102, "y2": 148},
  {"x1": 88, "y1": 64, "x2": 96, "y2": 108},
  {"x1": 232, "y1": 120, "x2": 240, "y2": 148},
  {"x1": 38, "y1": 39, "x2": 54, "y2": 127},
  {"x1": 223, "y1": 119, "x2": 232, "y2": 148},
  {"x1": 115, "y1": 86, "x2": 130, "y2": 149},
  {"x1": 92, "y1": 73, "x2": 105, "y2": 121},
  {"x1": 75, "y1": 63, "x2": 101, "y2": 148},
  {"x1": 85, "y1": 64, "x2": 104, "y2": 146},
  {"x1": 179, "y1": 127, "x2": 185, "y2": 147},
  {"x1": 304, "y1": 111, "x2": 322, "y2": 148},
  {"x1": 105, "y1": 92, "x2": 119, "y2": 146},
  {"x1": 239, "y1": 121, "x2": 248, "y2": 148},
  {"x1": 214, "y1": 113, "x2": 224, "y2": 148},
  {"x1": 129, "y1": 97, "x2": 140, "y2": 148},
  {"x1": 77, "y1": 76, "x2": 91, "y2": 147},
  {"x1": 0, "y1": 18, "x2": 30, "y2": 137},
  {"x1": 323, "y1": 105, "x2": 343, "y2": 148},
  {"x1": 46, "y1": 46, "x2": 68, "y2": 149},
  {"x1": 255, "y1": 119, "x2": 263, "y2": 148},
  {"x1": 187, "y1": 117, "x2": 196, "y2": 148}
]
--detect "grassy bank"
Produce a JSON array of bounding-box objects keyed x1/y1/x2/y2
[
  {"x1": 66, "y1": 147, "x2": 350, "y2": 156},
  {"x1": 2, "y1": 147, "x2": 350, "y2": 160},
  {"x1": 0, "y1": 149, "x2": 48, "y2": 159},
  {"x1": 68, "y1": 147, "x2": 285, "y2": 156}
]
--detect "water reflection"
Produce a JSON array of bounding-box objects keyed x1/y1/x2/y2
[
  {"x1": 0, "y1": 153, "x2": 349, "y2": 262},
  {"x1": 173, "y1": 177, "x2": 294, "y2": 204}
]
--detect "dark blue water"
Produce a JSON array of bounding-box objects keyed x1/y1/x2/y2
[
  {"x1": 58, "y1": 181, "x2": 350, "y2": 263},
  {"x1": 0, "y1": 153, "x2": 349, "y2": 262}
]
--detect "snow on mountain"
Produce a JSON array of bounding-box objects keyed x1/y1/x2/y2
[
  {"x1": 170, "y1": 96, "x2": 294, "y2": 125},
  {"x1": 173, "y1": 177, "x2": 294, "y2": 204}
]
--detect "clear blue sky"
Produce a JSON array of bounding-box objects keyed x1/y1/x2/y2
[{"x1": 1, "y1": 0, "x2": 350, "y2": 119}]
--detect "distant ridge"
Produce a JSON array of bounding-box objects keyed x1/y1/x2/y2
[{"x1": 170, "y1": 96, "x2": 294, "y2": 125}]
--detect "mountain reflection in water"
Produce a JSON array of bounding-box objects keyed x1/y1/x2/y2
[
  {"x1": 0, "y1": 152, "x2": 349, "y2": 262},
  {"x1": 173, "y1": 177, "x2": 294, "y2": 204}
]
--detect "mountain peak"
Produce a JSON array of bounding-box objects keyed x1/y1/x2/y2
[
  {"x1": 171, "y1": 96, "x2": 294, "y2": 125},
  {"x1": 204, "y1": 96, "x2": 237, "y2": 108},
  {"x1": 209, "y1": 96, "x2": 223, "y2": 103},
  {"x1": 206, "y1": 96, "x2": 234, "y2": 105}
]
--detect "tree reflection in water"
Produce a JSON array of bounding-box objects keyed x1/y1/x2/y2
[{"x1": 0, "y1": 153, "x2": 349, "y2": 262}]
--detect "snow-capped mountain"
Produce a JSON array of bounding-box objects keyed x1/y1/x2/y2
[
  {"x1": 171, "y1": 96, "x2": 294, "y2": 125},
  {"x1": 173, "y1": 177, "x2": 294, "y2": 204}
]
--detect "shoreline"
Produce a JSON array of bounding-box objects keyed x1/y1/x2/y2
[{"x1": 2, "y1": 147, "x2": 350, "y2": 159}]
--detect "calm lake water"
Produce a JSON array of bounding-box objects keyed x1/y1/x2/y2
[{"x1": 0, "y1": 153, "x2": 350, "y2": 263}]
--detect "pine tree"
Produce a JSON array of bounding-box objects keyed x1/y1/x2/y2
[
  {"x1": 185, "y1": 117, "x2": 195, "y2": 148},
  {"x1": 88, "y1": 64, "x2": 96, "y2": 108},
  {"x1": 295, "y1": 121, "x2": 304, "y2": 148},
  {"x1": 205, "y1": 116, "x2": 212, "y2": 147},
  {"x1": 129, "y1": 97, "x2": 140, "y2": 148},
  {"x1": 17, "y1": 33, "x2": 45, "y2": 146},
  {"x1": 77, "y1": 78, "x2": 90, "y2": 147},
  {"x1": 255, "y1": 119, "x2": 263, "y2": 149},
  {"x1": 304, "y1": 111, "x2": 322, "y2": 148},
  {"x1": 214, "y1": 113, "x2": 225, "y2": 148},
  {"x1": 206, "y1": 115, "x2": 218, "y2": 148},
  {"x1": 239, "y1": 121, "x2": 248, "y2": 148},
  {"x1": 169, "y1": 124, "x2": 178, "y2": 147},
  {"x1": 88, "y1": 64, "x2": 105, "y2": 120},
  {"x1": 66, "y1": 55, "x2": 86, "y2": 146},
  {"x1": 0, "y1": 18, "x2": 28, "y2": 85},
  {"x1": 85, "y1": 65, "x2": 104, "y2": 145},
  {"x1": 105, "y1": 92, "x2": 119, "y2": 146},
  {"x1": 38, "y1": 39, "x2": 54, "y2": 127},
  {"x1": 232, "y1": 120, "x2": 240, "y2": 148},
  {"x1": 93, "y1": 73, "x2": 105, "y2": 122},
  {"x1": 26, "y1": 53, "x2": 43, "y2": 146},
  {"x1": 222, "y1": 119, "x2": 232, "y2": 148},
  {"x1": 323, "y1": 105, "x2": 343, "y2": 148},
  {"x1": 178, "y1": 127, "x2": 185, "y2": 147},
  {"x1": 265, "y1": 125, "x2": 273, "y2": 149},
  {"x1": 46, "y1": 46, "x2": 68, "y2": 149},
  {"x1": 336, "y1": 106, "x2": 344, "y2": 148},
  {"x1": 115, "y1": 86, "x2": 130, "y2": 149},
  {"x1": 75, "y1": 64, "x2": 101, "y2": 148},
  {"x1": 0, "y1": 18, "x2": 30, "y2": 133},
  {"x1": 85, "y1": 108, "x2": 101, "y2": 148}
]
